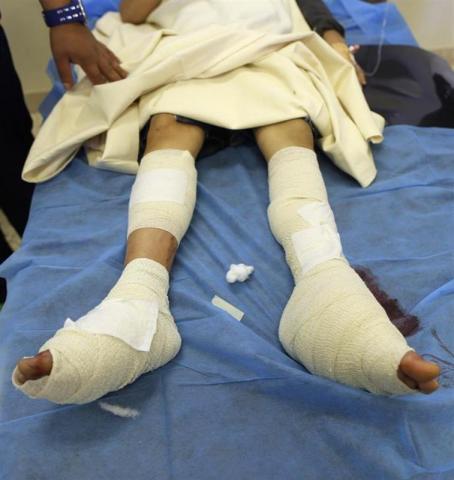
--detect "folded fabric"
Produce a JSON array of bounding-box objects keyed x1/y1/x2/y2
[{"x1": 23, "y1": 1, "x2": 384, "y2": 187}]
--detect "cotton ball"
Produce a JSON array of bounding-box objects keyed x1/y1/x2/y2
[{"x1": 226, "y1": 264, "x2": 254, "y2": 283}]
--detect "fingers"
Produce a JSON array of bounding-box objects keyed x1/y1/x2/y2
[
  {"x1": 81, "y1": 48, "x2": 128, "y2": 85},
  {"x1": 55, "y1": 55, "x2": 74, "y2": 90},
  {"x1": 100, "y1": 58, "x2": 128, "y2": 82},
  {"x1": 343, "y1": 44, "x2": 367, "y2": 87},
  {"x1": 75, "y1": 45, "x2": 128, "y2": 86},
  {"x1": 101, "y1": 45, "x2": 121, "y2": 64},
  {"x1": 331, "y1": 43, "x2": 366, "y2": 86},
  {"x1": 81, "y1": 63, "x2": 108, "y2": 85},
  {"x1": 356, "y1": 65, "x2": 367, "y2": 86},
  {"x1": 99, "y1": 57, "x2": 123, "y2": 82},
  {"x1": 98, "y1": 43, "x2": 128, "y2": 80},
  {"x1": 101, "y1": 45, "x2": 123, "y2": 69}
]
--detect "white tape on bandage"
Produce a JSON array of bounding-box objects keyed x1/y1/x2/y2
[
  {"x1": 63, "y1": 298, "x2": 159, "y2": 352},
  {"x1": 292, "y1": 202, "x2": 344, "y2": 275},
  {"x1": 297, "y1": 202, "x2": 337, "y2": 230},
  {"x1": 129, "y1": 169, "x2": 187, "y2": 206}
]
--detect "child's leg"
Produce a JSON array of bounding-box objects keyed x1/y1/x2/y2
[
  {"x1": 12, "y1": 113, "x2": 205, "y2": 404},
  {"x1": 254, "y1": 119, "x2": 441, "y2": 395}
]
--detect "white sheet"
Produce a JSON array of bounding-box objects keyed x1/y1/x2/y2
[
  {"x1": 23, "y1": 0, "x2": 385, "y2": 187},
  {"x1": 148, "y1": 0, "x2": 293, "y2": 35}
]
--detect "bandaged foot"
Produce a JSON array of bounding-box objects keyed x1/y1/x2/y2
[
  {"x1": 268, "y1": 147, "x2": 440, "y2": 395},
  {"x1": 12, "y1": 258, "x2": 181, "y2": 404}
]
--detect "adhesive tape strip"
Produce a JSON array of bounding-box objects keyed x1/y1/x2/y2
[
  {"x1": 129, "y1": 169, "x2": 187, "y2": 205},
  {"x1": 212, "y1": 295, "x2": 244, "y2": 321}
]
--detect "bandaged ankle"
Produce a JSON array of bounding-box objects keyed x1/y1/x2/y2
[
  {"x1": 11, "y1": 258, "x2": 181, "y2": 404},
  {"x1": 267, "y1": 146, "x2": 416, "y2": 395},
  {"x1": 128, "y1": 149, "x2": 197, "y2": 244}
]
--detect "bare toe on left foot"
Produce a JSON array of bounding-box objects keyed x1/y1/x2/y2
[{"x1": 15, "y1": 351, "x2": 53, "y2": 385}]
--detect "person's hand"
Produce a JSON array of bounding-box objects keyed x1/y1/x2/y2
[
  {"x1": 322, "y1": 29, "x2": 366, "y2": 86},
  {"x1": 329, "y1": 42, "x2": 367, "y2": 86},
  {"x1": 49, "y1": 23, "x2": 128, "y2": 89}
]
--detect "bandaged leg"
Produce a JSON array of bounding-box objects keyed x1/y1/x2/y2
[
  {"x1": 12, "y1": 148, "x2": 197, "y2": 404},
  {"x1": 267, "y1": 146, "x2": 417, "y2": 395}
]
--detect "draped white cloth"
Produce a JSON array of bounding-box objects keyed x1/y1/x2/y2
[
  {"x1": 23, "y1": 0, "x2": 385, "y2": 187},
  {"x1": 148, "y1": 0, "x2": 294, "y2": 35}
]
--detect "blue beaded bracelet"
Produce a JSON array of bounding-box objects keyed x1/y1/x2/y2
[{"x1": 42, "y1": 0, "x2": 87, "y2": 27}]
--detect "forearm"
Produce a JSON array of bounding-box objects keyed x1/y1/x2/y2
[
  {"x1": 322, "y1": 29, "x2": 346, "y2": 45},
  {"x1": 120, "y1": 0, "x2": 162, "y2": 24},
  {"x1": 323, "y1": 29, "x2": 367, "y2": 85}
]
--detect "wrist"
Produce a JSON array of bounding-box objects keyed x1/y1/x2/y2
[
  {"x1": 42, "y1": 0, "x2": 87, "y2": 27},
  {"x1": 322, "y1": 29, "x2": 346, "y2": 46},
  {"x1": 50, "y1": 22, "x2": 86, "y2": 32},
  {"x1": 40, "y1": 0, "x2": 71, "y2": 10},
  {"x1": 330, "y1": 42, "x2": 350, "y2": 52}
]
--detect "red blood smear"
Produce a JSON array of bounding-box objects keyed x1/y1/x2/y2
[{"x1": 354, "y1": 266, "x2": 421, "y2": 337}]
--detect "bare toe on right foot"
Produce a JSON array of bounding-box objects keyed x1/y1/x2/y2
[
  {"x1": 399, "y1": 351, "x2": 441, "y2": 394},
  {"x1": 15, "y1": 351, "x2": 53, "y2": 385}
]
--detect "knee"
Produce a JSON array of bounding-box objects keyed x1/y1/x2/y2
[
  {"x1": 149, "y1": 113, "x2": 178, "y2": 130},
  {"x1": 146, "y1": 113, "x2": 205, "y2": 158},
  {"x1": 254, "y1": 118, "x2": 314, "y2": 161},
  {"x1": 147, "y1": 113, "x2": 182, "y2": 141}
]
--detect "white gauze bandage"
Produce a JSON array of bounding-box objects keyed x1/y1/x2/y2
[
  {"x1": 267, "y1": 146, "x2": 345, "y2": 282},
  {"x1": 12, "y1": 258, "x2": 182, "y2": 404},
  {"x1": 128, "y1": 149, "x2": 197, "y2": 243},
  {"x1": 267, "y1": 147, "x2": 416, "y2": 395}
]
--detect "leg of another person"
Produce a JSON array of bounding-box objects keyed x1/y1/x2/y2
[
  {"x1": 0, "y1": 25, "x2": 34, "y2": 300},
  {"x1": 254, "y1": 118, "x2": 441, "y2": 395},
  {"x1": 12, "y1": 113, "x2": 205, "y2": 404}
]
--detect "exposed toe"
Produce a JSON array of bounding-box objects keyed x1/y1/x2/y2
[
  {"x1": 398, "y1": 351, "x2": 441, "y2": 394},
  {"x1": 397, "y1": 369, "x2": 418, "y2": 390},
  {"x1": 15, "y1": 351, "x2": 53, "y2": 385},
  {"x1": 399, "y1": 351, "x2": 441, "y2": 383},
  {"x1": 418, "y1": 379, "x2": 440, "y2": 394}
]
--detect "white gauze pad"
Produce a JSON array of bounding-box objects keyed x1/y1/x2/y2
[
  {"x1": 129, "y1": 169, "x2": 187, "y2": 205},
  {"x1": 292, "y1": 202, "x2": 344, "y2": 275},
  {"x1": 64, "y1": 298, "x2": 159, "y2": 352}
]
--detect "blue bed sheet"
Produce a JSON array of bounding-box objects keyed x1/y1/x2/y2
[
  {"x1": 1, "y1": 1, "x2": 453, "y2": 479},
  {"x1": 324, "y1": 0, "x2": 417, "y2": 46},
  {"x1": 1, "y1": 125, "x2": 454, "y2": 479}
]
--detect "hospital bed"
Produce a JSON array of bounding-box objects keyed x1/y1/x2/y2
[{"x1": 1, "y1": 1, "x2": 453, "y2": 478}]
